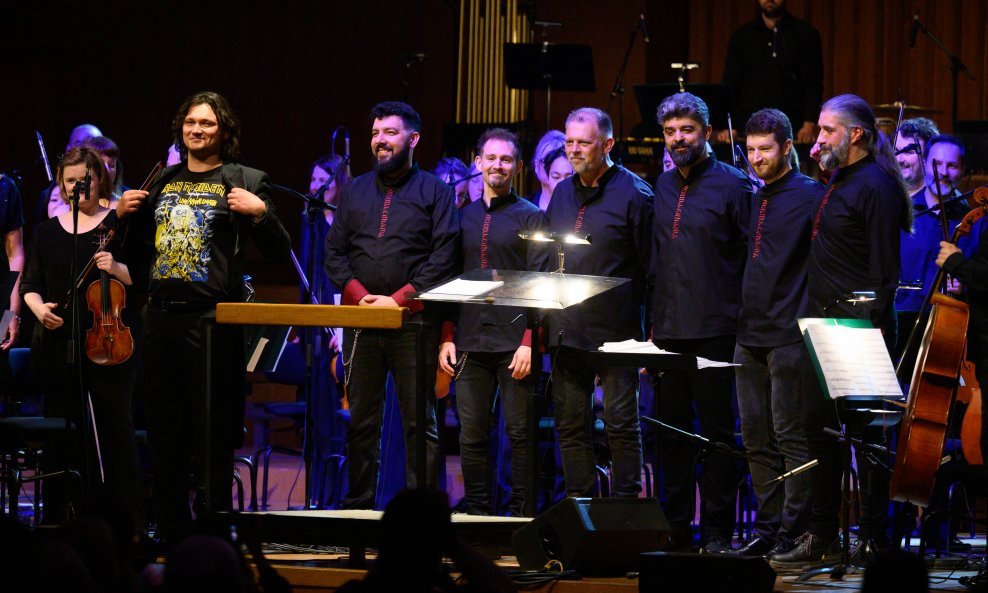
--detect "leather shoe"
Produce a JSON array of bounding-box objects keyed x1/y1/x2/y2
[
  {"x1": 768, "y1": 537, "x2": 794, "y2": 556},
  {"x1": 660, "y1": 530, "x2": 695, "y2": 553},
  {"x1": 950, "y1": 537, "x2": 973, "y2": 552},
  {"x1": 702, "y1": 537, "x2": 733, "y2": 554},
  {"x1": 769, "y1": 533, "x2": 841, "y2": 569},
  {"x1": 735, "y1": 536, "x2": 775, "y2": 557}
]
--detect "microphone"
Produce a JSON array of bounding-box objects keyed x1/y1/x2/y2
[
  {"x1": 760, "y1": 459, "x2": 819, "y2": 487},
  {"x1": 909, "y1": 14, "x2": 921, "y2": 48},
  {"x1": 639, "y1": 13, "x2": 650, "y2": 44},
  {"x1": 83, "y1": 165, "x2": 91, "y2": 202}
]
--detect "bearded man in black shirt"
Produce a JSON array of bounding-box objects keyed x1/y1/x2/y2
[
  {"x1": 770, "y1": 93, "x2": 910, "y2": 568},
  {"x1": 652, "y1": 92, "x2": 752, "y2": 554},
  {"x1": 326, "y1": 102, "x2": 460, "y2": 509},
  {"x1": 733, "y1": 108, "x2": 824, "y2": 558}
]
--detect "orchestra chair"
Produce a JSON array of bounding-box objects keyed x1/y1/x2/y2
[
  {"x1": 0, "y1": 348, "x2": 81, "y2": 525},
  {"x1": 254, "y1": 341, "x2": 307, "y2": 510}
]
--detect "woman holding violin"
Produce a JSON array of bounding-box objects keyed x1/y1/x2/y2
[{"x1": 19, "y1": 146, "x2": 142, "y2": 526}]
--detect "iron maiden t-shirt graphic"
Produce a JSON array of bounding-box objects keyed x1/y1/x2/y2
[{"x1": 152, "y1": 174, "x2": 224, "y2": 282}]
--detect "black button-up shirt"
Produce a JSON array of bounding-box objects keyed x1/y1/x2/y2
[
  {"x1": 544, "y1": 165, "x2": 654, "y2": 350},
  {"x1": 738, "y1": 169, "x2": 824, "y2": 348},
  {"x1": 806, "y1": 155, "x2": 909, "y2": 335},
  {"x1": 325, "y1": 164, "x2": 460, "y2": 314},
  {"x1": 451, "y1": 192, "x2": 550, "y2": 352},
  {"x1": 653, "y1": 155, "x2": 753, "y2": 341}
]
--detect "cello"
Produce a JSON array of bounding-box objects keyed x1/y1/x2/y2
[{"x1": 890, "y1": 187, "x2": 988, "y2": 506}]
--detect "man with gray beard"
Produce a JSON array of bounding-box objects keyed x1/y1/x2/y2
[{"x1": 770, "y1": 93, "x2": 911, "y2": 568}]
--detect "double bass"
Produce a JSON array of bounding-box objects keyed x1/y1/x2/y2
[{"x1": 890, "y1": 187, "x2": 988, "y2": 506}]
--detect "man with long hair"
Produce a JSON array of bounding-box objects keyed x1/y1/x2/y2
[
  {"x1": 117, "y1": 91, "x2": 291, "y2": 544},
  {"x1": 771, "y1": 93, "x2": 910, "y2": 568}
]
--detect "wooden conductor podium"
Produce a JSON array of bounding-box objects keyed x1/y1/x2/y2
[
  {"x1": 215, "y1": 303, "x2": 407, "y2": 330},
  {"x1": 211, "y1": 303, "x2": 414, "y2": 510}
]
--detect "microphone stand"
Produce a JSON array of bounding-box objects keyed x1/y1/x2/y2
[
  {"x1": 68, "y1": 177, "x2": 98, "y2": 504},
  {"x1": 606, "y1": 14, "x2": 648, "y2": 162},
  {"x1": 640, "y1": 415, "x2": 751, "y2": 549},
  {"x1": 269, "y1": 171, "x2": 342, "y2": 508},
  {"x1": 911, "y1": 15, "x2": 976, "y2": 124}
]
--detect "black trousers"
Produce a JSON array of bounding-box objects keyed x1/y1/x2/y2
[
  {"x1": 341, "y1": 323, "x2": 440, "y2": 509},
  {"x1": 802, "y1": 350, "x2": 891, "y2": 543},
  {"x1": 41, "y1": 354, "x2": 141, "y2": 527},
  {"x1": 654, "y1": 335, "x2": 739, "y2": 542},
  {"x1": 142, "y1": 305, "x2": 245, "y2": 542}
]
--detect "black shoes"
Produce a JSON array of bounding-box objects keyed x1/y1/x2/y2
[
  {"x1": 701, "y1": 537, "x2": 733, "y2": 554},
  {"x1": 769, "y1": 533, "x2": 841, "y2": 569},
  {"x1": 735, "y1": 536, "x2": 775, "y2": 557}
]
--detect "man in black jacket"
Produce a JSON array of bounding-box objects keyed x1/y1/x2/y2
[{"x1": 117, "y1": 91, "x2": 291, "y2": 543}]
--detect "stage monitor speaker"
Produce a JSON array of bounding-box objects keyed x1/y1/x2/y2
[
  {"x1": 638, "y1": 551, "x2": 776, "y2": 593},
  {"x1": 511, "y1": 497, "x2": 668, "y2": 576}
]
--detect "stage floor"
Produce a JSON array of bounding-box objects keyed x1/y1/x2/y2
[
  {"x1": 258, "y1": 539, "x2": 986, "y2": 593},
  {"x1": 236, "y1": 508, "x2": 985, "y2": 593}
]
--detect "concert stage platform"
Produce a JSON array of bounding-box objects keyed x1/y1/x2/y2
[
  {"x1": 229, "y1": 509, "x2": 529, "y2": 565},
  {"x1": 232, "y1": 510, "x2": 984, "y2": 592}
]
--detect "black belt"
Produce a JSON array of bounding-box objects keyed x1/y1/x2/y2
[{"x1": 147, "y1": 297, "x2": 216, "y2": 313}]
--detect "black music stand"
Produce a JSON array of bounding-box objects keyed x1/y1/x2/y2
[
  {"x1": 633, "y1": 83, "x2": 736, "y2": 137},
  {"x1": 418, "y1": 268, "x2": 625, "y2": 516},
  {"x1": 504, "y1": 43, "x2": 595, "y2": 127},
  {"x1": 797, "y1": 319, "x2": 902, "y2": 581}
]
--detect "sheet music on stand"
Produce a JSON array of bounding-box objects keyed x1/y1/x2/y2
[{"x1": 799, "y1": 318, "x2": 903, "y2": 400}]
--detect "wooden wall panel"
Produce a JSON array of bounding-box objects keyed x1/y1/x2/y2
[{"x1": 686, "y1": 0, "x2": 987, "y2": 131}]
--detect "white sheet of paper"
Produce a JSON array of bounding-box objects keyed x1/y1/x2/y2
[
  {"x1": 804, "y1": 324, "x2": 902, "y2": 398},
  {"x1": 598, "y1": 339, "x2": 737, "y2": 369},
  {"x1": 246, "y1": 337, "x2": 270, "y2": 373},
  {"x1": 420, "y1": 278, "x2": 503, "y2": 301}
]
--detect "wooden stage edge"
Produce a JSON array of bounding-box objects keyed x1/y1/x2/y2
[{"x1": 264, "y1": 562, "x2": 642, "y2": 593}]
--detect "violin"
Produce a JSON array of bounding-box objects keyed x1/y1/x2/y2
[
  {"x1": 84, "y1": 230, "x2": 134, "y2": 366},
  {"x1": 891, "y1": 187, "x2": 988, "y2": 506}
]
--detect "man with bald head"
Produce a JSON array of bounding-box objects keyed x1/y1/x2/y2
[
  {"x1": 545, "y1": 107, "x2": 654, "y2": 501},
  {"x1": 66, "y1": 123, "x2": 103, "y2": 150}
]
